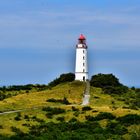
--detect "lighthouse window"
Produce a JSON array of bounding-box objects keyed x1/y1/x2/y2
[
  {"x1": 83, "y1": 69, "x2": 85, "y2": 72},
  {"x1": 83, "y1": 76, "x2": 85, "y2": 81},
  {"x1": 83, "y1": 63, "x2": 85, "y2": 66},
  {"x1": 83, "y1": 50, "x2": 85, "y2": 53},
  {"x1": 83, "y1": 56, "x2": 85, "y2": 60}
]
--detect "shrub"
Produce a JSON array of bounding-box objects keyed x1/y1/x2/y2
[
  {"x1": 73, "y1": 111, "x2": 80, "y2": 117},
  {"x1": 14, "y1": 113, "x2": 21, "y2": 121},
  {"x1": 69, "y1": 117, "x2": 77, "y2": 123},
  {"x1": 46, "y1": 98, "x2": 57, "y2": 102},
  {"x1": 63, "y1": 97, "x2": 71, "y2": 105},
  {"x1": 72, "y1": 106, "x2": 79, "y2": 111},
  {"x1": 46, "y1": 97, "x2": 71, "y2": 105},
  {"x1": 85, "y1": 115, "x2": 96, "y2": 121},
  {"x1": 131, "y1": 132, "x2": 140, "y2": 140},
  {"x1": 56, "y1": 116, "x2": 65, "y2": 122},
  {"x1": 106, "y1": 122, "x2": 128, "y2": 135},
  {"x1": 48, "y1": 73, "x2": 75, "y2": 87},
  {"x1": 46, "y1": 113, "x2": 53, "y2": 119},
  {"x1": 0, "y1": 125, "x2": 3, "y2": 129},
  {"x1": 90, "y1": 73, "x2": 128, "y2": 95},
  {"x1": 92, "y1": 110, "x2": 98, "y2": 113},
  {"x1": 130, "y1": 93, "x2": 140, "y2": 108},
  {"x1": 11, "y1": 127, "x2": 21, "y2": 133},
  {"x1": 24, "y1": 115, "x2": 29, "y2": 120},
  {"x1": 82, "y1": 106, "x2": 92, "y2": 111},
  {"x1": 95, "y1": 112, "x2": 116, "y2": 120},
  {"x1": 42, "y1": 106, "x2": 52, "y2": 112},
  {"x1": 43, "y1": 107, "x2": 65, "y2": 114},
  {"x1": 117, "y1": 114, "x2": 140, "y2": 126},
  {"x1": 90, "y1": 73, "x2": 122, "y2": 88},
  {"x1": 32, "y1": 116, "x2": 37, "y2": 120},
  {"x1": 0, "y1": 92, "x2": 6, "y2": 101},
  {"x1": 43, "y1": 107, "x2": 66, "y2": 119},
  {"x1": 35, "y1": 118, "x2": 45, "y2": 123},
  {"x1": 22, "y1": 123, "x2": 30, "y2": 127},
  {"x1": 103, "y1": 86, "x2": 128, "y2": 95}
]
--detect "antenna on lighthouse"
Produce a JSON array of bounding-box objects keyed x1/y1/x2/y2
[{"x1": 75, "y1": 34, "x2": 88, "y2": 81}]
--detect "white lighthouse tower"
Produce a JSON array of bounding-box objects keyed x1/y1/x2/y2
[{"x1": 75, "y1": 34, "x2": 88, "y2": 81}]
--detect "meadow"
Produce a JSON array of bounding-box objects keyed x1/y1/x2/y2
[{"x1": 0, "y1": 78, "x2": 139, "y2": 139}]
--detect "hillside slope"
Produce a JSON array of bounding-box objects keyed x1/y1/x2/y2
[
  {"x1": 0, "y1": 81, "x2": 85, "y2": 112},
  {"x1": 0, "y1": 81, "x2": 139, "y2": 139}
]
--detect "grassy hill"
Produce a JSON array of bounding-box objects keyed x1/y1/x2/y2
[{"x1": 0, "y1": 81, "x2": 140, "y2": 140}]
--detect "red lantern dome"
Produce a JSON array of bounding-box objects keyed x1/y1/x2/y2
[{"x1": 78, "y1": 34, "x2": 86, "y2": 40}]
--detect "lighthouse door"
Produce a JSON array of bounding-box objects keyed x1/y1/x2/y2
[{"x1": 83, "y1": 76, "x2": 85, "y2": 81}]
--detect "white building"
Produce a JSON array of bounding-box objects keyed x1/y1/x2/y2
[{"x1": 75, "y1": 34, "x2": 88, "y2": 81}]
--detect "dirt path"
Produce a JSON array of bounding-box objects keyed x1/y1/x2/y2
[
  {"x1": 82, "y1": 81, "x2": 90, "y2": 105},
  {"x1": 0, "y1": 109, "x2": 23, "y2": 115}
]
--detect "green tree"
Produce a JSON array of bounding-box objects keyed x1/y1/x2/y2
[
  {"x1": 90, "y1": 73, "x2": 128, "y2": 94},
  {"x1": 48, "y1": 73, "x2": 75, "y2": 87},
  {"x1": 90, "y1": 73, "x2": 122, "y2": 88}
]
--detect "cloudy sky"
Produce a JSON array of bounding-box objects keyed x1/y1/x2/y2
[{"x1": 0, "y1": 0, "x2": 140, "y2": 87}]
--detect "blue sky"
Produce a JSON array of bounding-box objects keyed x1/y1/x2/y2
[{"x1": 0, "y1": 0, "x2": 140, "y2": 87}]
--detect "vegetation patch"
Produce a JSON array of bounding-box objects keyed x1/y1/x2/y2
[
  {"x1": 46, "y1": 97, "x2": 71, "y2": 105},
  {"x1": 42, "y1": 107, "x2": 66, "y2": 118},
  {"x1": 82, "y1": 106, "x2": 92, "y2": 111},
  {"x1": 14, "y1": 113, "x2": 22, "y2": 121},
  {"x1": 117, "y1": 114, "x2": 140, "y2": 126},
  {"x1": 1, "y1": 119, "x2": 128, "y2": 140},
  {"x1": 85, "y1": 112, "x2": 116, "y2": 122},
  {"x1": 48, "y1": 73, "x2": 75, "y2": 87},
  {"x1": 106, "y1": 121, "x2": 128, "y2": 135},
  {"x1": 90, "y1": 73, "x2": 128, "y2": 95},
  {"x1": 0, "y1": 73, "x2": 140, "y2": 139}
]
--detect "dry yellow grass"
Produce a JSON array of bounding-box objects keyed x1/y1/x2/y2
[{"x1": 0, "y1": 82, "x2": 85, "y2": 112}]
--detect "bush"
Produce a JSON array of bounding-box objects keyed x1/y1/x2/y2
[
  {"x1": 106, "y1": 122, "x2": 128, "y2": 135},
  {"x1": 62, "y1": 97, "x2": 71, "y2": 105},
  {"x1": 0, "y1": 125, "x2": 3, "y2": 129},
  {"x1": 117, "y1": 114, "x2": 140, "y2": 126},
  {"x1": 48, "y1": 73, "x2": 75, "y2": 87},
  {"x1": 0, "y1": 92, "x2": 6, "y2": 101},
  {"x1": 90, "y1": 73, "x2": 129, "y2": 95},
  {"x1": 95, "y1": 112, "x2": 116, "y2": 120},
  {"x1": 69, "y1": 117, "x2": 78, "y2": 123},
  {"x1": 46, "y1": 97, "x2": 71, "y2": 105},
  {"x1": 56, "y1": 116, "x2": 65, "y2": 122},
  {"x1": 2, "y1": 120, "x2": 127, "y2": 139},
  {"x1": 72, "y1": 106, "x2": 79, "y2": 111},
  {"x1": 130, "y1": 93, "x2": 140, "y2": 109},
  {"x1": 43, "y1": 107, "x2": 66, "y2": 118},
  {"x1": 85, "y1": 113, "x2": 115, "y2": 122},
  {"x1": 42, "y1": 106, "x2": 53, "y2": 112},
  {"x1": 46, "y1": 98, "x2": 57, "y2": 102},
  {"x1": 32, "y1": 116, "x2": 37, "y2": 120},
  {"x1": 24, "y1": 115, "x2": 29, "y2": 120},
  {"x1": 35, "y1": 118, "x2": 45, "y2": 123},
  {"x1": 46, "y1": 113, "x2": 53, "y2": 119},
  {"x1": 85, "y1": 115, "x2": 96, "y2": 121},
  {"x1": 73, "y1": 111, "x2": 80, "y2": 117},
  {"x1": 103, "y1": 86, "x2": 128, "y2": 95},
  {"x1": 82, "y1": 106, "x2": 92, "y2": 111},
  {"x1": 90, "y1": 73, "x2": 122, "y2": 88},
  {"x1": 14, "y1": 113, "x2": 21, "y2": 121},
  {"x1": 131, "y1": 132, "x2": 140, "y2": 140}
]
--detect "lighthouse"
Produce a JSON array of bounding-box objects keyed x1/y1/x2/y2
[{"x1": 75, "y1": 34, "x2": 88, "y2": 81}]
